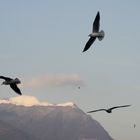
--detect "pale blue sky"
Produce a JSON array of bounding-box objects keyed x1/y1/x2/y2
[{"x1": 0, "y1": 1, "x2": 140, "y2": 139}]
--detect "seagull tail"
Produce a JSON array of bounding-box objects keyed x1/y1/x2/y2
[{"x1": 98, "y1": 30, "x2": 105, "y2": 41}]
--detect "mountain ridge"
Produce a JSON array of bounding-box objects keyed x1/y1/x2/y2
[{"x1": 0, "y1": 96, "x2": 113, "y2": 140}]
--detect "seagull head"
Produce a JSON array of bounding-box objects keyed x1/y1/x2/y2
[
  {"x1": 106, "y1": 109, "x2": 112, "y2": 113},
  {"x1": 14, "y1": 78, "x2": 21, "y2": 84},
  {"x1": 88, "y1": 33, "x2": 93, "y2": 37}
]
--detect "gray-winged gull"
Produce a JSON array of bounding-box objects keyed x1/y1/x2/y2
[
  {"x1": 83, "y1": 11, "x2": 105, "y2": 52},
  {"x1": 87, "y1": 105, "x2": 131, "y2": 113}
]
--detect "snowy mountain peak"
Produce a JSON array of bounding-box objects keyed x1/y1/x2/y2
[
  {"x1": 57, "y1": 102, "x2": 77, "y2": 108},
  {"x1": 0, "y1": 95, "x2": 77, "y2": 108},
  {"x1": 0, "y1": 97, "x2": 113, "y2": 140}
]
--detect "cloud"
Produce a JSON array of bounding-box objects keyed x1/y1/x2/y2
[
  {"x1": 0, "y1": 95, "x2": 76, "y2": 107},
  {"x1": 21, "y1": 74, "x2": 85, "y2": 89},
  {"x1": 0, "y1": 96, "x2": 49, "y2": 107}
]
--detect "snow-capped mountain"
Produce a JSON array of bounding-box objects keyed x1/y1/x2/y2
[{"x1": 0, "y1": 96, "x2": 113, "y2": 140}]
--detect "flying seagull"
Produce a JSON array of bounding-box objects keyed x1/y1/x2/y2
[
  {"x1": 87, "y1": 105, "x2": 131, "y2": 113},
  {"x1": 83, "y1": 11, "x2": 105, "y2": 52},
  {"x1": 134, "y1": 124, "x2": 136, "y2": 128},
  {"x1": 0, "y1": 76, "x2": 22, "y2": 95}
]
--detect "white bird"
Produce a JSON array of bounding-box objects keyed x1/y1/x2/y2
[
  {"x1": 0, "y1": 76, "x2": 22, "y2": 95},
  {"x1": 83, "y1": 11, "x2": 105, "y2": 52},
  {"x1": 87, "y1": 105, "x2": 131, "y2": 113}
]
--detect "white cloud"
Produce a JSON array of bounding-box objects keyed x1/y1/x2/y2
[
  {"x1": 0, "y1": 96, "x2": 50, "y2": 107},
  {"x1": 21, "y1": 74, "x2": 85, "y2": 89},
  {"x1": 0, "y1": 95, "x2": 76, "y2": 107}
]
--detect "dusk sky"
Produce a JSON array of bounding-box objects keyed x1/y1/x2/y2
[{"x1": 0, "y1": 1, "x2": 140, "y2": 139}]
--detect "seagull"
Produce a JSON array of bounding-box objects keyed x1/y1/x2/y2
[
  {"x1": 0, "y1": 76, "x2": 22, "y2": 95},
  {"x1": 87, "y1": 105, "x2": 131, "y2": 113},
  {"x1": 134, "y1": 124, "x2": 136, "y2": 128},
  {"x1": 83, "y1": 11, "x2": 105, "y2": 52}
]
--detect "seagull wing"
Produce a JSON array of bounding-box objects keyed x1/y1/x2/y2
[
  {"x1": 83, "y1": 37, "x2": 96, "y2": 52},
  {"x1": 87, "y1": 109, "x2": 106, "y2": 113},
  {"x1": 110, "y1": 105, "x2": 131, "y2": 110},
  {"x1": 10, "y1": 84, "x2": 22, "y2": 95},
  {"x1": 93, "y1": 11, "x2": 100, "y2": 32},
  {"x1": 0, "y1": 76, "x2": 13, "y2": 81}
]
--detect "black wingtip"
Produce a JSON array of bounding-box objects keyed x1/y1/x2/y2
[
  {"x1": 97, "y1": 11, "x2": 100, "y2": 15},
  {"x1": 82, "y1": 46, "x2": 89, "y2": 52},
  {"x1": 96, "y1": 11, "x2": 100, "y2": 19},
  {"x1": 18, "y1": 92, "x2": 22, "y2": 95},
  {"x1": 87, "y1": 111, "x2": 93, "y2": 113},
  {"x1": 14, "y1": 91, "x2": 22, "y2": 95},
  {"x1": 122, "y1": 104, "x2": 131, "y2": 107},
  {"x1": 82, "y1": 49, "x2": 86, "y2": 52}
]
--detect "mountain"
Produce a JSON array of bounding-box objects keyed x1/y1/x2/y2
[
  {"x1": 0, "y1": 96, "x2": 113, "y2": 140},
  {"x1": 0, "y1": 120, "x2": 37, "y2": 140}
]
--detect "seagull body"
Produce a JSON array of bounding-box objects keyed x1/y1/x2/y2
[
  {"x1": 83, "y1": 11, "x2": 105, "y2": 52},
  {"x1": 87, "y1": 105, "x2": 131, "y2": 114},
  {"x1": 134, "y1": 124, "x2": 136, "y2": 128},
  {"x1": 0, "y1": 76, "x2": 22, "y2": 95}
]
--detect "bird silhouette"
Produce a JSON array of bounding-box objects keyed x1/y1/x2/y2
[
  {"x1": 0, "y1": 76, "x2": 22, "y2": 95},
  {"x1": 87, "y1": 105, "x2": 131, "y2": 113},
  {"x1": 83, "y1": 11, "x2": 105, "y2": 52},
  {"x1": 134, "y1": 124, "x2": 136, "y2": 128}
]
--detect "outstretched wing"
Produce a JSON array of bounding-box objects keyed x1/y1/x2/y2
[
  {"x1": 83, "y1": 37, "x2": 96, "y2": 52},
  {"x1": 0, "y1": 76, "x2": 13, "y2": 81},
  {"x1": 87, "y1": 109, "x2": 106, "y2": 113},
  {"x1": 110, "y1": 105, "x2": 131, "y2": 110},
  {"x1": 93, "y1": 11, "x2": 100, "y2": 32},
  {"x1": 10, "y1": 84, "x2": 22, "y2": 95}
]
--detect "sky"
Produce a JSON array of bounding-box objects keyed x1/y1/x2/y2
[{"x1": 0, "y1": 0, "x2": 140, "y2": 139}]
